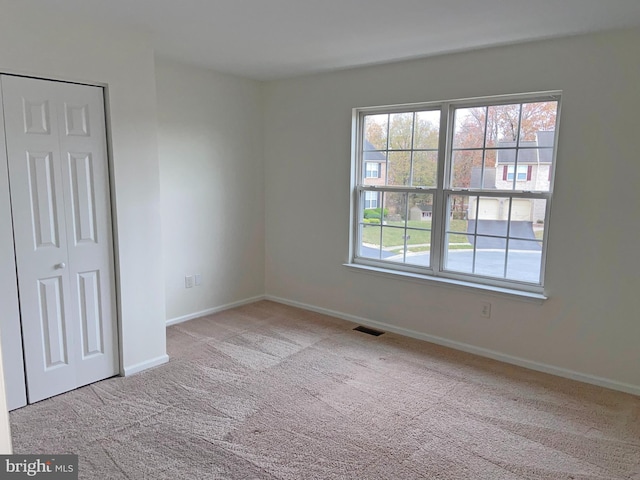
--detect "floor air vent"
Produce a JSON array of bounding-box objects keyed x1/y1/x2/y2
[{"x1": 353, "y1": 326, "x2": 384, "y2": 336}]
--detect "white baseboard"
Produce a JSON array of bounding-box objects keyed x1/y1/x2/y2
[
  {"x1": 266, "y1": 295, "x2": 640, "y2": 397},
  {"x1": 166, "y1": 295, "x2": 267, "y2": 327},
  {"x1": 123, "y1": 354, "x2": 169, "y2": 376}
]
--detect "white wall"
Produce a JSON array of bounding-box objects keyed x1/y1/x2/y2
[
  {"x1": 156, "y1": 59, "x2": 265, "y2": 322},
  {"x1": 0, "y1": 335, "x2": 12, "y2": 453},
  {"x1": 0, "y1": 88, "x2": 25, "y2": 410},
  {"x1": 0, "y1": 2, "x2": 167, "y2": 380},
  {"x1": 264, "y1": 28, "x2": 640, "y2": 392}
]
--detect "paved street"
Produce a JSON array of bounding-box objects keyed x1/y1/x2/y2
[{"x1": 360, "y1": 247, "x2": 541, "y2": 283}]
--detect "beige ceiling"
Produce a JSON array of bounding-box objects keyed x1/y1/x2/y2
[{"x1": 21, "y1": 0, "x2": 640, "y2": 80}]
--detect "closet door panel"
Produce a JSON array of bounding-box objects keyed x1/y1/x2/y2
[
  {"x1": 56, "y1": 81, "x2": 118, "y2": 387},
  {"x1": 2, "y1": 75, "x2": 77, "y2": 402}
]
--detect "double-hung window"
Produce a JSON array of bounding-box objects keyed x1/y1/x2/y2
[
  {"x1": 365, "y1": 162, "x2": 381, "y2": 178},
  {"x1": 364, "y1": 191, "x2": 380, "y2": 209},
  {"x1": 351, "y1": 92, "x2": 560, "y2": 294},
  {"x1": 506, "y1": 165, "x2": 529, "y2": 181}
]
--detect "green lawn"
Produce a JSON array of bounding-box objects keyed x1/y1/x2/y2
[
  {"x1": 534, "y1": 228, "x2": 544, "y2": 241},
  {"x1": 361, "y1": 219, "x2": 470, "y2": 247}
]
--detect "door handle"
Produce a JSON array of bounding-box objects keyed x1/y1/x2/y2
[{"x1": 54, "y1": 262, "x2": 66, "y2": 270}]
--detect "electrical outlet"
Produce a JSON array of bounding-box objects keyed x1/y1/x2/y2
[
  {"x1": 480, "y1": 302, "x2": 491, "y2": 318},
  {"x1": 194, "y1": 274, "x2": 202, "y2": 286},
  {"x1": 185, "y1": 275, "x2": 194, "y2": 288}
]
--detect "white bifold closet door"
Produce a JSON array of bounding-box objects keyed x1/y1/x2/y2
[{"x1": 1, "y1": 75, "x2": 118, "y2": 404}]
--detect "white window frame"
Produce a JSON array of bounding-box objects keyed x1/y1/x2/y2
[{"x1": 349, "y1": 92, "x2": 561, "y2": 296}]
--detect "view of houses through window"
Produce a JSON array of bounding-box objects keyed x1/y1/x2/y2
[{"x1": 354, "y1": 94, "x2": 560, "y2": 291}]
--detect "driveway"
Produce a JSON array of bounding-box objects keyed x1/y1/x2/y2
[{"x1": 361, "y1": 248, "x2": 542, "y2": 283}]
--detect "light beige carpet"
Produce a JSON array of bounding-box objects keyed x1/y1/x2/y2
[{"x1": 9, "y1": 300, "x2": 640, "y2": 479}]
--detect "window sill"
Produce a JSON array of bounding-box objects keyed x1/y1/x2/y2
[{"x1": 343, "y1": 263, "x2": 547, "y2": 304}]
